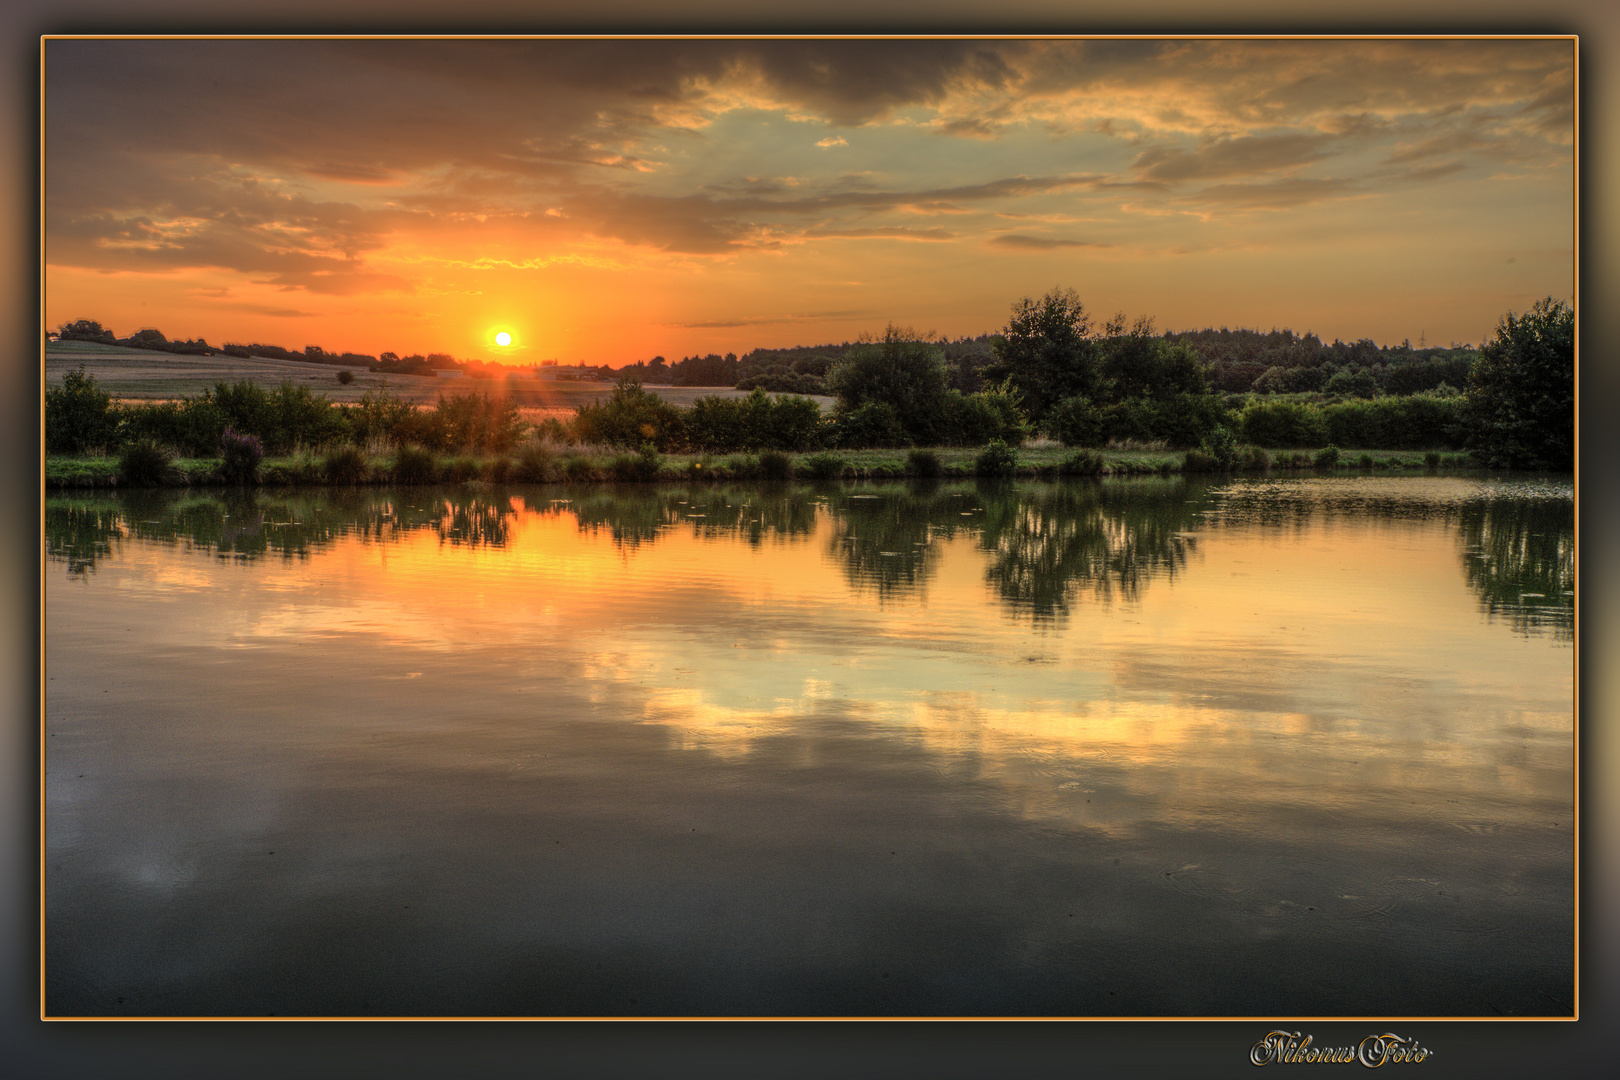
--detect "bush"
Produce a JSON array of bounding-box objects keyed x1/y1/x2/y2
[
  {"x1": 572, "y1": 378, "x2": 684, "y2": 450},
  {"x1": 1182, "y1": 449, "x2": 1218, "y2": 473},
  {"x1": 827, "y1": 400, "x2": 908, "y2": 448},
  {"x1": 1059, "y1": 449, "x2": 1105, "y2": 476},
  {"x1": 430, "y1": 392, "x2": 526, "y2": 453},
  {"x1": 975, "y1": 438, "x2": 1017, "y2": 477},
  {"x1": 907, "y1": 448, "x2": 942, "y2": 478},
  {"x1": 1045, "y1": 394, "x2": 1106, "y2": 447},
  {"x1": 393, "y1": 445, "x2": 438, "y2": 485},
  {"x1": 337, "y1": 369, "x2": 355, "y2": 385},
  {"x1": 607, "y1": 443, "x2": 662, "y2": 482},
  {"x1": 1357, "y1": 453, "x2": 1374, "y2": 470},
  {"x1": 442, "y1": 457, "x2": 481, "y2": 483},
  {"x1": 513, "y1": 442, "x2": 554, "y2": 483},
  {"x1": 322, "y1": 444, "x2": 368, "y2": 485},
  {"x1": 800, "y1": 452, "x2": 848, "y2": 480},
  {"x1": 347, "y1": 391, "x2": 416, "y2": 445},
  {"x1": 1424, "y1": 450, "x2": 1442, "y2": 469},
  {"x1": 562, "y1": 456, "x2": 598, "y2": 482},
  {"x1": 1201, "y1": 425, "x2": 1239, "y2": 469},
  {"x1": 219, "y1": 428, "x2": 263, "y2": 485},
  {"x1": 116, "y1": 397, "x2": 227, "y2": 457},
  {"x1": 46, "y1": 367, "x2": 117, "y2": 453},
  {"x1": 1314, "y1": 445, "x2": 1341, "y2": 469},
  {"x1": 759, "y1": 449, "x2": 793, "y2": 480},
  {"x1": 826, "y1": 324, "x2": 951, "y2": 443},
  {"x1": 1239, "y1": 446, "x2": 1271, "y2": 471},
  {"x1": 118, "y1": 439, "x2": 177, "y2": 487},
  {"x1": 1238, "y1": 399, "x2": 1326, "y2": 448},
  {"x1": 685, "y1": 389, "x2": 826, "y2": 452},
  {"x1": 720, "y1": 455, "x2": 761, "y2": 481}
]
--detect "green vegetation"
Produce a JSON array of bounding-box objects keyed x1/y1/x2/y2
[
  {"x1": 1464, "y1": 297, "x2": 1574, "y2": 470},
  {"x1": 47, "y1": 291, "x2": 1571, "y2": 488}
]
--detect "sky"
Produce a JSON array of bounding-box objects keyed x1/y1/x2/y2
[{"x1": 43, "y1": 37, "x2": 1575, "y2": 367}]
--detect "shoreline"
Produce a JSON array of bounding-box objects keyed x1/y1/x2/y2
[{"x1": 45, "y1": 444, "x2": 1491, "y2": 490}]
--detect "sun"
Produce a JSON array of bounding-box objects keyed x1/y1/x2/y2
[{"x1": 495, "y1": 331, "x2": 512, "y2": 347}]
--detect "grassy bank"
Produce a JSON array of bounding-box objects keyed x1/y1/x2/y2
[{"x1": 45, "y1": 443, "x2": 1480, "y2": 489}]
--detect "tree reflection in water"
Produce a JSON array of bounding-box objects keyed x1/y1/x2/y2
[
  {"x1": 46, "y1": 476, "x2": 1572, "y2": 637},
  {"x1": 1455, "y1": 495, "x2": 1574, "y2": 641}
]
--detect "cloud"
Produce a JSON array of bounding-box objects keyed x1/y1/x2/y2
[
  {"x1": 803, "y1": 226, "x2": 956, "y2": 242},
  {"x1": 1131, "y1": 133, "x2": 1337, "y2": 183},
  {"x1": 988, "y1": 235, "x2": 1109, "y2": 250},
  {"x1": 816, "y1": 136, "x2": 848, "y2": 148},
  {"x1": 1175, "y1": 178, "x2": 1366, "y2": 211}
]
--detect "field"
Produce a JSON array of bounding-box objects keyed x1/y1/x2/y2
[{"x1": 43, "y1": 341, "x2": 834, "y2": 419}]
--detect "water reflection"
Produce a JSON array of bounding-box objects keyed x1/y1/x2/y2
[
  {"x1": 1207, "y1": 477, "x2": 1574, "y2": 640},
  {"x1": 43, "y1": 474, "x2": 1574, "y2": 1017},
  {"x1": 46, "y1": 476, "x2": 1573, "y2": 637}
]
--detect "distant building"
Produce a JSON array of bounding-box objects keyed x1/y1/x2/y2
[{"x1": 435, "y1": 369, "x2": 465, "y2": 379}]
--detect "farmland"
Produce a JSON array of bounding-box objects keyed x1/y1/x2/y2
[{"x1": 43, "y1": 340, "x2": 833, "y2": 419}]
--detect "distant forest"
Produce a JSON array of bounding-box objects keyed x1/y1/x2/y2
[{"x1": 51, "y1": 318, "x2": 1474, "y2": 399}]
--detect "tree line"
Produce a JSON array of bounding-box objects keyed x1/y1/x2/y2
[{"x1": 49, "y1": 290, "x2": 1572, "y2": 471}]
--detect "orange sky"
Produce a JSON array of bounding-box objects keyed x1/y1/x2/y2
[{"x1": 43, "y1": 37, "x2": 1575, "y2": 366}]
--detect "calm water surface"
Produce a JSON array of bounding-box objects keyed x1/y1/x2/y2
[{"x1": 44, "y1": 475, "x2": 1574, "y2": 1016}]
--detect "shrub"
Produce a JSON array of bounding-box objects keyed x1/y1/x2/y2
[
  {"x1": 219, "y1": 427, "x2": 263, "y2": 485},
  {"x1": 721, "y1": 455, "x2": 761, "y2": 481},
  {"x1": 431, "y1": 392, "x2": 526, "y2": 454},
  {"x1": 337, "y1": 369, "x2": 355, "y2": 385},
  {"x1": 1201, "y1": 425, "x2": 1239, "y2": 469},
  {"x1": 322, "y1": 444, "x2": 368, "y2": 485},
  {"x1": 1424, "y1": 450, "x2": 1442, "y2": 469},
  {"x1": 562, "y1": 455, "x2": 597, "y2": 482},
  {"x1": 533, "y1": 416, "x2": 571, "y2": 444},
  {"x1": 483, "y1": 457, "x2": 512, "y2": 483},
  {"x1": 975, "y1": 438, "x2": 1017, "y2": 477},
  {"x1": 1059, "y1": 449, "x2": 1105, "y2": 476},
  {"x1": 1046, "y1": 394, "x2": 1106, "y2": 448},
  {"x1": 685, "y1": 389, "x2": 826, "y2": 452},
  {"x1": 268, "y1": 381, "x2": 347, "y2": 453},
  {"x1": 800, "y1": 452, "x2": 848, "y2": 480},
  {"x1": 1182, "y1": 449, "x2": 1218, "y2": 473},
  {"x1": 513, "y1": 442, "x2": 554, "y2": 483},
  {"x1": 572, "y1": 378, "x2": 684, "y2": 450},
  {"x1": 1357, "y1": 453, "x2": 1375, "y2": 470},
  {"x1": 607, "y1": 443, "x2": 662, "y2": 482},
  {"x1": 116, "y1": 397, "x2": 227, "y2": 457},
  {"x1": 759, "y1": 449, "x2": 793, "y2": 480},
  {"x1": 826, "y1": 324, "x2": 951, "y2": 443},
  {"x1": 827, "y1": 400, "x2": 908, "y2": 448},
  {"x1": 118, "y1": 439, "x2": 177, "y2": 487},
  {"x1": 441, "y1": 457, "x2": 481, "y2": 483},
  {"x1": 1238, "y1": 399, "x2": 1326, "y2": 448},
  {"x1": 907, "y1": 448, "x2": 943, "y2": 478},
  {"x1": 46, "y1": 367, "x2": 117, "y2": 453},
  {"x1": 1239, "y1": 446, "x2": 1272, "y2": 471},
  {"x1": 393, "y1": 445, "x2": 438, "y2": 485},
  {"x1": 1314, "y1": 445, "x2": 1341, "y2": 469},
  {"x1": 347, "y1": 391, "x2": 416, "y2": 445}
]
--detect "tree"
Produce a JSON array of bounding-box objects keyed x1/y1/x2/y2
[
  {"x1": 1466, "y1": 297, "x2": 1574, "y2": 470},
  {"x1": 983, "y1": 288, "x2": 1097, "y2": 423},
  {"x1": 827, "y1": 324, "x2": 950, "y2": 444},
  {"x1": 57, "y1": 319, "x2": 117, "y2": 344}
]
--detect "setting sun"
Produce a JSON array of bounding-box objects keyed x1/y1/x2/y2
[{"x1": 495, "y1": 331, "x2": 512, "y2": 347}]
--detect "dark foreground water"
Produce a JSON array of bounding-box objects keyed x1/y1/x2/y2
[{"x1": 44, "y1": 475, "x2": 1574, "y2": 1017}]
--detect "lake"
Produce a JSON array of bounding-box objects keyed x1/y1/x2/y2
[{"x1": 43, "y1": 474, "x2": 1574, "y2": 1017}]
